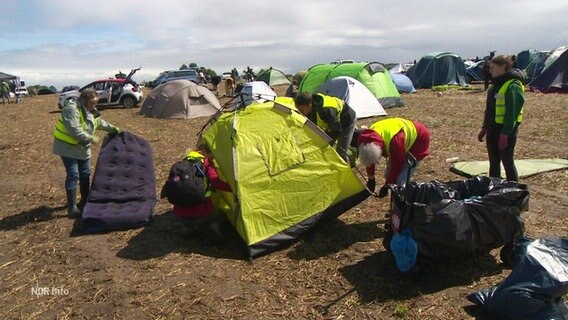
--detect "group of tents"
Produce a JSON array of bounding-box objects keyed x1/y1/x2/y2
[
  {"x1": 85, "y1": 51, "x2": 567, "y2": 259},
  {"x1": 465, "y1": 46, "x2": 568, "y2": 93}
]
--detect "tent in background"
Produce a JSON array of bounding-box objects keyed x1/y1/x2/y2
[
  {"x1": 299, "y1": 62, "x2": 404, "y2": 108},
  {"x1": 139, "y1": 80, "x2": 221, "y2": 119},
  {"x1": 406, "y1": 52, "x2": 468, "y2": 89},
  {"x1": 530, "y1": 46, "x2": 568, "y2": 93},
  {"x1": 521, "y1": 50, "x2": 550, "y2": 82},
  {"x1": 255, "y1": 67, "x2": 291, "y2": 86},
  {"x1": 317, "y1": 76, "x2": 387, "y2": 118},
  {"x1": 200, "y1": 99, "x2": 369, "y2": 258},
  {"x1": 233, "y1": 81, "x2": 277, "y2": 108},
  {"x1": 389, "y1": 72, "x2": 416, "y2": 93}
]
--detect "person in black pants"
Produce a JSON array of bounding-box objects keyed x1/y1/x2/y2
[{"x1": 478, "y1": 55, "x2": 525, "y2": 181}]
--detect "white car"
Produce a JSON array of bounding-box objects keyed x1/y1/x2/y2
[
  {"x1": 58, "y1": 68, "x2": 143, "y2": 109},
  {"x1": 221, "y1": 72, "x2": 233, "y2": 80},
  {"x1": 15, "y1": 87, "x2": 29, "y2": 97}
]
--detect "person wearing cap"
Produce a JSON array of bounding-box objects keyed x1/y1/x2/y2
[
  {"x1": 52, "y1": 88, "x2": 120, "y2": 217},
  {"x1": 355, "y1": 117, "x2": 430, "y2": 196},
  {"x1": 294, "y1": 92, "x2": 357, "y2": 163}
]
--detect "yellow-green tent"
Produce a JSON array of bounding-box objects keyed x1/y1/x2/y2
[{"x1": 201, "y1": 99, "x2": 369, "y2": 258}]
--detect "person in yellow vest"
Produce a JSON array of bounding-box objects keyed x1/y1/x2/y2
[
  {"x1": 477, "y1": 55, "x2": 525, "y2": 181},
  {"x1": 355, "y1": 118, "x2": 430, "y2": 196},
  {"x1": 52, "y1": 88, "x2": 120, "y2": 217},
  {"x1": 294, "y1": 92, "x2": 357, "y2": 162}
]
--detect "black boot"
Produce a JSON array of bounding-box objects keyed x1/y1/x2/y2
[
  {"x1": 66, "y1": 188, "x2": 81, "y2": 217},
  {"x1": 78, "y1": 176, "x2": 90, "y2": 211}
]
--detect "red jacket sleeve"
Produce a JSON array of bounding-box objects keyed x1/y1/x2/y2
[
  {"x1": 204, "y1": 158, "x2": 232, "y2": 192},
  {"x1": 386, "y1": 132, "x2": 407, "y2": 184}
]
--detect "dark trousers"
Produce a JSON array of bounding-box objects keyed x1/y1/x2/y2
[{"x1": 486, "y1": 126, "x2": 519, "y2": 181}]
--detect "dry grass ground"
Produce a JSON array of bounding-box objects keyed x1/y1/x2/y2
[{"x1": 0, "y1": 84, "x2": 566, "y2": 319}]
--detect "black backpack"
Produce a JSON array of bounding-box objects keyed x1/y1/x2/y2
[{"x1": 160, "y1": 158, "x2": 208, "y2": 206}]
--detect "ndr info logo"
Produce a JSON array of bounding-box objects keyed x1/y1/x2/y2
[{"x1": 31, "y1": 284, "x2": 69, "y2": 297}]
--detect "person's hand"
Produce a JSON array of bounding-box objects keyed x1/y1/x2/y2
[
  {"x1": 92, "y1": 135, "x2": 101, "y2": 144},
  {"x1": 477, "y1": 128, "x2": 487, "y2": 142},
  {"x1": 366, "y1": 178, "x2": 376, "y2": 192},
  {"x1": 378, "y1": 185, "x2": 389, "y2": 198},
  {"x1": 498, "y1": 134, "x2": 508, "y2": 150}
]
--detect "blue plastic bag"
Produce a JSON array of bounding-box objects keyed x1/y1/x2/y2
[{"x1": 390, "y1": 228, "x2": 418, "y2": 272}]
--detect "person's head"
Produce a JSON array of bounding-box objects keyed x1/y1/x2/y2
[
  {"x1": 490, "y1": 55, "x2": 513, "y2": 78},
  {"x1": 294, "y1": 92, "x2": 313, "y2": 116},
  {"x1": 358, "y1": 143, "x2": 382, "y2": 167},
  {"x1": 78, "y1": 88, "x2": 99, "y2": 111},
  {"x1": 197, "y1": 143, "x2": 211, "y2": 158}
]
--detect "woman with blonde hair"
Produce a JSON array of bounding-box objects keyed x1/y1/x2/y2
[{"x1": 52, "y1": 88, "x2": 120, "y2": 216}]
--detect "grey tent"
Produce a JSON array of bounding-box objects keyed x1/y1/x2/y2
[
  {"x1": 0, "y1": 72, "x2": 17, "y2": 81},
  {"x1": 140, "y1": 80, "x2": 221, "y2": 119}
]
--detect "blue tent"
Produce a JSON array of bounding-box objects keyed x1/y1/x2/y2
[
  {"x1": 465, "y1": 60, "x2": 485, "y2": 82},
  {"x1": 406, "y1": 52, "x2": 468, "y2": 89},
  {"x1": 389, "y1": 72, "x2": 416, "y2": 93}
]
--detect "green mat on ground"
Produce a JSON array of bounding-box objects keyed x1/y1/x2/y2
[{"x1": 450, "y1": 158, "x2": 568, "y2": 178}]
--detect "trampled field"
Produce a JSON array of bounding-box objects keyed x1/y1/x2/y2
[{"x1": 1, "y1": 84, "x2": 567, "y2": 319}]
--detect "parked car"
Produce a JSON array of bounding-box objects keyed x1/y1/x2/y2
[
  {"x1": 150, "y1": 69, "x2": 200, "y2": 87},
  {"x1": 58, "y1": 68, "x2": 143, "y2": 109},
  {"x1": 15, "y1": 87, "x2": 29, "y2": 97},
  {"x1": 221, "y1": 72, "x2": 232, "y2": 80}
]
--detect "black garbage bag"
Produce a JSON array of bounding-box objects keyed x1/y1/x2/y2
[
  {"x1": 385, "y1": 176, "x2": 529, "y2": 263},
  {"x1": 468, "y1": 236, "x2": 568, "y2": 320}
]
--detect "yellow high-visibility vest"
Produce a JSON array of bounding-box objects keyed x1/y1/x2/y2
[
  {"x1": 494, "y1": 79, "x2": 524, "y2": 124},
  {"x1": 53, "y1": 107, "x2": 86, "y2": 144},
  {"x1": 369, "y1": 118, "x2": 417, "y2": 156},
  {"x1": 315, "y1": 93, "x2": 344, "y2": 132}
]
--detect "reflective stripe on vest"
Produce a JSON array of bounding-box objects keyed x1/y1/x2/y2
[
  {"x1": 494, "y1": 79, "x2": 524, "y2": 124},
  {"x1": 186, "y1": 151, "x2": 211, "y2": 198},
  {"x1": 53, "y1": 107, "x2": 86, "y2": 144},
  {"x1": 369, "y1": 118, "x2": 417, "y2": 156},
  {"x1": 315, "y1": 93, "x2": 344, "y2": 131}
]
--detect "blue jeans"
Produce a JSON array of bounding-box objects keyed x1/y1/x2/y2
[
  {"x1": 386, "y1": 160, "x2": 420, "y2": 186},
  {"x1": 61, "y1": 157, "x2": 91, "y2": 190}
]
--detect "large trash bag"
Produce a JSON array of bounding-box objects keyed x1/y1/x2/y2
[
  {"x1": 384, "y1": 176, "x2": 529, "y2": 266},
  {"x1": 468, "y1": 236, "x2": 568, "y2": 320}
]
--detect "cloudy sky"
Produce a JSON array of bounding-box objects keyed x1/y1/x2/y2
[{"x1": 1, "y1": 0, "x2": 566, "y2": 89}]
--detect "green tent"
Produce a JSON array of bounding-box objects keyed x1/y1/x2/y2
[
  {"x1": 256, "y1": 67, "x2": 291, "y2": 86},
  {"x1": 201, "y1": 99, "x2": 369, "y2": 258},
  {"x1": 298, "y1": 62, "x2": 404, "y2": 108}
]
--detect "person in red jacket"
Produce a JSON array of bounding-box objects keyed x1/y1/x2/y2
[
  {"x1": 355, "y1": 118, "x2": 430, "y2": 197},
  {"x1": 171, "y1": 144, "x2": 232, "y2": 243}
]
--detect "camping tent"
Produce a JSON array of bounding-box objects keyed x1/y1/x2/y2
[
  {"x1": 200, "y1": 99, "x2": 369, "y2": 258},
  {"x1": 389, "y1": 72, "x2": 416, "y2": 93},
  {"x1": 139, "y1": 80, "x2": 221, "y2": 119},
  {"x1": 465, "y1": 60, "x2": 485, "y2": 82},
  {"x1": 406, "y1": 52, "x2": 468, "y2": 89},
  {"x1": 255, "y1": 67, "x2": 291, "y2": 86},
  {"x1": 233, "y1": 81, "x2": 277, "y2": 108},
  {"x1": 317, "y1": 76, "x2": 387, "y2": 118},
  {"x1": 530, "y1": 46, "x2": 568, "y2": 93},
  {"x1": 299, "y1": 62, "x2": 404, "y2": 108},
  {"x1": 521, "y1": 50, "x2": 550, "y2": 82}
]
